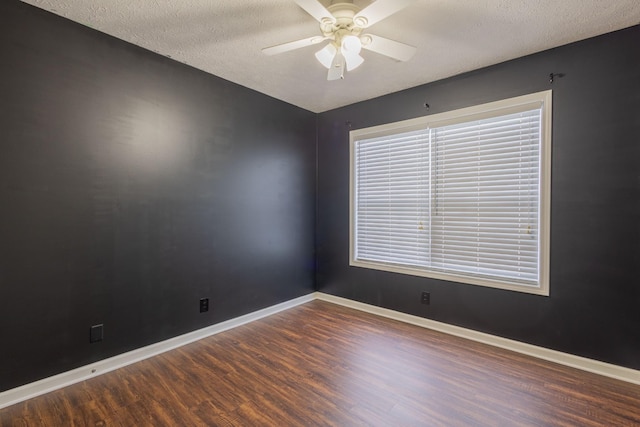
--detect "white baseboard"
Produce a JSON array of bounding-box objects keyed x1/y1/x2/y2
[
  {"x1": 315, "y1": 292, "x2": 640, "y2": 386},
  {"x1": 0, "y1": 293, "x2": 315, "y2": 410},
  {"x1": 3, "y1": 291, "x2": 639, "y2": 410}
]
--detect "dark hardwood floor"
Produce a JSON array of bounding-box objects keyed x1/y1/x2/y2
[{"x1": 2, "y1": 300, "x2": 640, "y2": 426}]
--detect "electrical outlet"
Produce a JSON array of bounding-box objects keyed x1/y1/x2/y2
[
  {"x1": 421, "y1": 291, "x2": 430, "y2": 305},
  {"x1": 199, "y1": 298, "x2": 209, "y2": 313},
  {"x1": 90, "y1": 324, "x2": 104, "y2": 343}
]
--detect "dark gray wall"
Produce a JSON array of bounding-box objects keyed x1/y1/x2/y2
[
  {"x1": 0, "y1": 1, "x2": 316, "y2": 391},
  {"x1": 317, "y1": 25, "x2": 640, "y2": 370}
]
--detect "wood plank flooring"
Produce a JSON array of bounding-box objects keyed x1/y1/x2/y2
[{"x1": 1, "y1": 300, "x2": 639, "y2": 426}]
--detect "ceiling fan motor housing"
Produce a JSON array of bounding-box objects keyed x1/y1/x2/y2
[{"x1": 322, "y1": 2, "x2": 365, "y2": 45}]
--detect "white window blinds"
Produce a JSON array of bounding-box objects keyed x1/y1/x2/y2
[
  {"x1": 351, "y1": 92, "x2": 550, "y2": 293},
  {"x1": 354, "y1": 129, "x2": 431, "y2": 267},
  {"x1": 430, "y1": 110, "x2": 540, "y2": 285}
]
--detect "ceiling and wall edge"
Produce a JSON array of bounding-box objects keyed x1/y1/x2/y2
[{"x1": 18, "y1": 0, "x2": 640, "y2": 113}]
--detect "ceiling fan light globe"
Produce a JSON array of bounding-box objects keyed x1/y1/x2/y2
[
  {"x1": 344, "y1": 52, "x2": 364, "y2": 71},
  {"x1": 341, "y1": 35, "x2": 362, "y2": 55},
  {"x1": 327, "y1": 52, "x2": 346, "y2": 80},
  {"x1": 315, "y1": 43, "x2": 337, "y2": 69}
]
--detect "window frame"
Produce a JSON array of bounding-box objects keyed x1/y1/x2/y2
[{"x1": 349, "y1": 90, "x2": 552, "y2": 296}]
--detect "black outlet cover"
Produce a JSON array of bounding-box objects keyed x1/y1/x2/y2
[
  {"x1": 421, "y1": 292, "x2": 430, "y2": 305},
  {"x1": 200, "y1": 298, "x2": 209, "y2": 313},
  {"x1": 90, "y1": 324, "x2": 104, "y2": 343}
]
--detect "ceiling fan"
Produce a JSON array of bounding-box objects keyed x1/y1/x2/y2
[{"x1": 262, "y1": 0, "x2": 418, "y2": 80}]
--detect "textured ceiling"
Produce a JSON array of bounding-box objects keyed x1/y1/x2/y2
[{"x1": 22, "y1": 0, "x2": 640, "y2": 112}]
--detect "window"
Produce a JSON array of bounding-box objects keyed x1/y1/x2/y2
[{"x1": 350, "y1": 91, "x2": 551, "y2": 295}]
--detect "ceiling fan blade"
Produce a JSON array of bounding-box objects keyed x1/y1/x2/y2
[
  {"x1": 262, "y1": 36, "x2": 326, "y2": 56},
  {"x1": 361, "y1": 34, "x2": 416, "y2": 62},
  {"x1": 294, "y1": 0, "x2": 336, "y2": 24},
  {"x1": 353, "y1": 0, "x2": 417, "y2": 28},
  {"x1": 327, "y1": 52, "x2": 345, "y2": 80}
]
